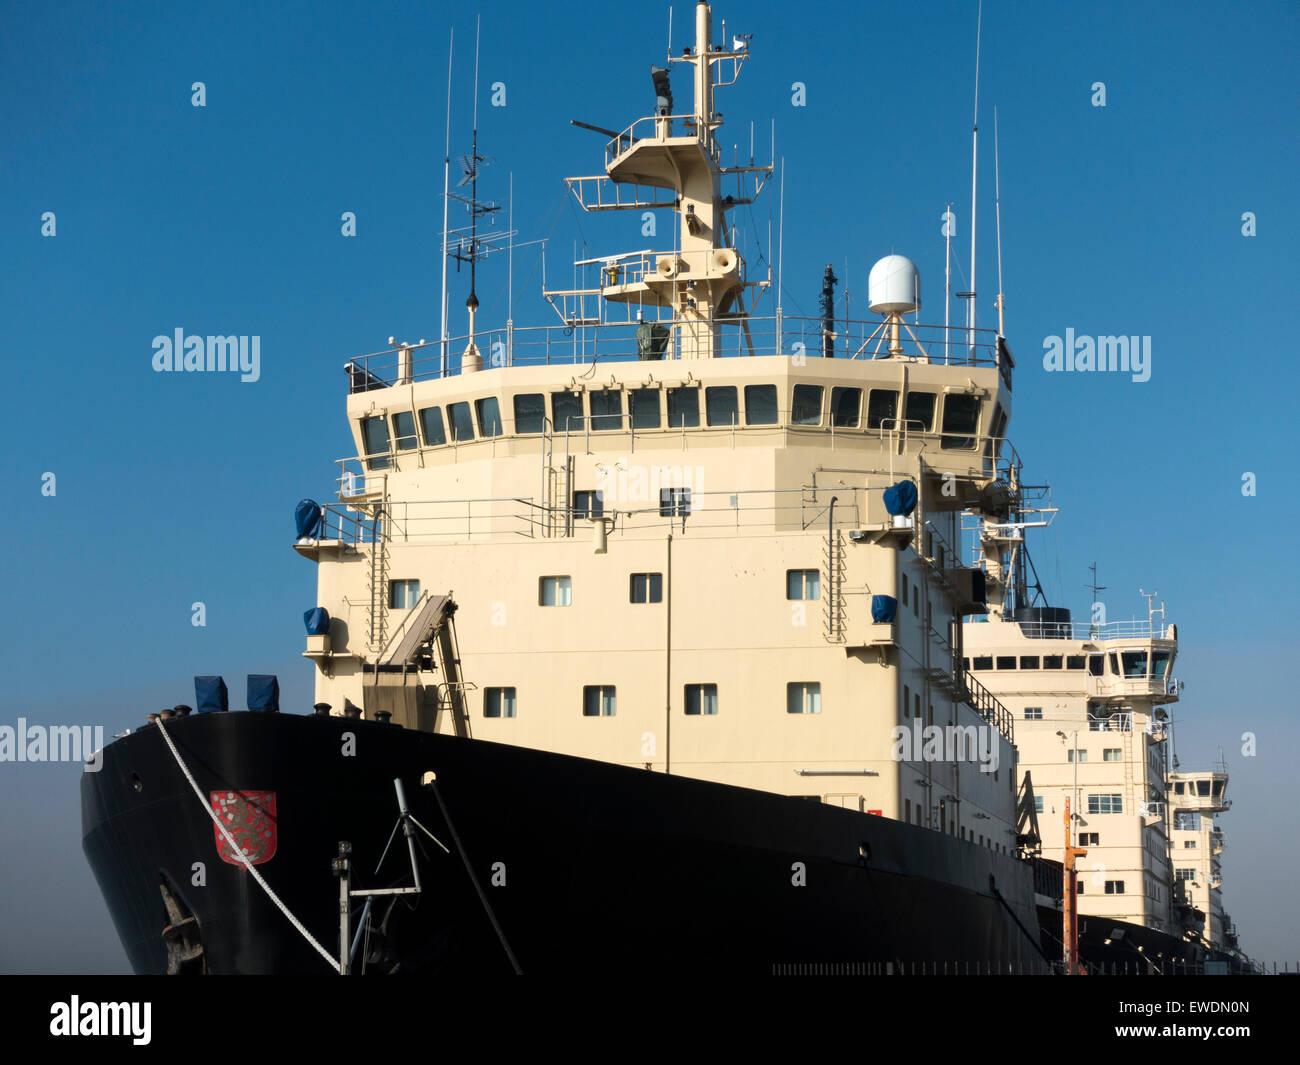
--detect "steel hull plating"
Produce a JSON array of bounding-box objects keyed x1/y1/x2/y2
[{"x1": 83, "y1": 712, "x2": 1049, "y2": 974}]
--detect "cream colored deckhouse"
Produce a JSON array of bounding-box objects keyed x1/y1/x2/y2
[{"x1": 297, "y1": 3, "x2": 1026, "y2": 854}]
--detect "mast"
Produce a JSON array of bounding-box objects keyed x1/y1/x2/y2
[
  {"x1": 439, "y1": 28, "x2": 453, "y2": 377},
  {"x1": 967, "y1": 1, "x2": 982, "y2": 361},
  {"x1": 994, "y1": 105, "x2": 1005, "y2": 337}
]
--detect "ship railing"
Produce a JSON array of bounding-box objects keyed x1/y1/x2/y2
[
  {"x1": 342, "y1": 316, "x2": 1008, "y2": 393},
  {"x1": 956, "y1": 669, "x2": 1015, "y2": 744},
  {"x1": 315, "y1": 487, "x2": 876, "y2": 544},
  {"x1": 1015, "y1": 619, "x2": 1177, "y2": 641},
  {"x1": 1087, "y1": 712, "x2": 1133, "y2": 733},
  {"x1": 602, "y1": 113, "x2": 710, "y2": 168}
]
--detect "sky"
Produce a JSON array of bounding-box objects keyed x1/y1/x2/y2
[{"x1": 1, "y1": 0, "x2": 1297, "y2": 972}]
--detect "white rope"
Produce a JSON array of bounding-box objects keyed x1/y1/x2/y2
[{"x1": 155, "y1": 718, "x2": 339, "y2": 972}]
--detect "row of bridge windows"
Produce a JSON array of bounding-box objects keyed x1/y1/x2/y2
[{"x1": 361, "y1": 384, "x2": 990, "y2": 469}]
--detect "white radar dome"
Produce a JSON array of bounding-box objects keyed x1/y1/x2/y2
[{"x1": 868, "y1": 255, "x2": 921, "y2": 315}]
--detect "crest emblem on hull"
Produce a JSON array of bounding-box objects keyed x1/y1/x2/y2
[{"x1": 209, "y1": 790, "x2": 277, "y2": 866}]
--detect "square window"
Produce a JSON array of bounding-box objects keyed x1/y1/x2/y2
[
  {"x1": 539, "y1": 576, "x2": 572, "y2": 607},
  {"x1": 659, "y1": 487, "x2": 691, "y2": 517},
  {"x1": 589, "y1": 390, "x2": 623, "y2": 431},
  {"x1": 1019, "y1": 656, "x2": 1040, "y2": 670},
  {"x1": 786, "y1": 682, "x2": 821, "y2": 715},
  {"x1": 685, "y1": 683, "x2": 718, "y2": 716},
  {"x1": 786, "y1": 569, "x2": 820, "y2": 600},
  {"x1": 1103, "y1": 748, "x2": 1122, "y2": 761},
  {"x1": 790, "y1": 384, "x2": 823, "y2": 425},
  {"x1": 448, "y1": 401, "x2": 475, "y2": 442},
  {"x1": 996, "y1": 656, "x2": 1016, "y2": 670},
  {"x1": 629, "y1": 388, "x2": 661, "y2": 429},
  {"x1": 1105, "y1": 880, "x2": 1125, "y2": 895},
  {"x1": 1024, "y1": 706, "x2": 1043, "y2": 720},
  {"x1": 667, "y1": 386, "x2": 700, "y2": 428},
  {"x1": 484, "y1": 687, "x2": 517, "y2": 718},
  {"x1": 744, "y1": 384, "x2": 778, "y2": 425},
  {"x1": 1088, "y1": 794, "x2": 1123, "y2": 814},
  {"x1": 1067, "y1": 749, "x2": 1088, "y2": 763},
  {"x1": 512, "y1": 393, "x2": 546, "y2": 434},
  {"x1": 972, "y1": 656, "x2": 993, "y2": 670},
  {"x1": 389, "y1": 579, "x2": 420, "y2": 609},
  {"x1": 582, "y1": 685, "x2": 616, "y2": 717},
  {"x1": 573, "y1": 490, "x2": 604, "y2": 520},
  {"x1": 630, "y1": 572, "x2": 663, "y2": 603},
  {"x1": 705, "y1": 386, "x2": 739, "y2": 427},
  {"x1": 830, "y1": 387, "x2": 861, "y2": 428}
]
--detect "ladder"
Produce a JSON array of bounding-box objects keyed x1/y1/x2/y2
[
  {"x1": 366, "y1": 505, "x2": 389, "y2": 654},
  {"x1": 822, "y1": 530, "x2": 846, "y2": 643}
]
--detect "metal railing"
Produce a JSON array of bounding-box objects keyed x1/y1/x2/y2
[
  {"x1": 1015, "y1": 618, "x2": 1177, "y2": 641},
  {"x1": 958, "y1": 669, "x2": 1015, "y2": 744},
  {"x1": 342, "y1": 315, "x2": 1009, "y2": 393}
]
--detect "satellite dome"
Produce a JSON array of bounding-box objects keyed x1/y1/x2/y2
[{"x1": 868, "y1": 255, "x2": 921, "y2": 315}]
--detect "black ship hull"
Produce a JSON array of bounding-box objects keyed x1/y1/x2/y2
[{"x1": 83, "y1": 711, "x2": 1051, "y2": 974}]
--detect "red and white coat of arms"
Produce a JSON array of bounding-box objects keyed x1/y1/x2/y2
[{"x1": 209, "y1": 790, "x2": 278, "y2": 866}]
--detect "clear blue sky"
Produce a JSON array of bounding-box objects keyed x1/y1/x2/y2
[{"x1": 2, "y1": 0, "x2": 1297, "y2": 971}]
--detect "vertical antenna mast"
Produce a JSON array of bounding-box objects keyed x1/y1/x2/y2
[
  {"x1": 994, "y1": 105, "x2": 1005, "y2": 337},
  {"x1": 467, "y1": 14, "x2": 481, "y2": 329},
  {"x1": 944, "y1": 200, "x2": 952, "y2": 362},
  {"x1": 967, "y1": 0, "x2": 982, "y2": 360},
  {"x1": 439, "y1": 27, "x2": 454, "y2": 376}
]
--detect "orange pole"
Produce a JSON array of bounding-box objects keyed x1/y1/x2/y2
[{"x1": 1063, "y1": 797, "x2": 1088, "y2": 974}]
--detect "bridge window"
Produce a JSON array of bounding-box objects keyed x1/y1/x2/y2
[
  {"x1": 484, "y1": 687, "x2": 517, "y2": 719},
  {"x1": 475, "y1": 396, "x2": 503, "y2": 437},
  {"x1": 630, "y1": 572, "x2": 663, "y2": 603},
  {"x1": 582, "y1": 685, "x2": 616, "y2": 717},
  {"x1": 539, "y1": 576, "x2": 572, "y2": 607},
  {"x1": 791, "y1": 385, "x2": 823, "y2": 425},
  {"x1": 389, "y1": 579, "x2": 419, "y2": 609},
  {"x1": 940, "y1": 394, "x2": 981, "y2": 449},
  {"x1": 1020, "y1": 656, "x2": 1040, "y2": 670},
  {"x1": 972, "y1": 656, "x2": 993, "y2": 670},
  {"x1": 1066, "y1": 655, "x2": 1086, "y2": 670},
  {"x1": 787, "y1": 569, "x2": 820, "y2": 600},
  {"x1": 391, "y1": 411, "x2": 418, "y2": 451},
  {"x1": 1175, "y1": 811, "x2": 1201, "y2": 830},
  {"x1": 448, "y1": 402, "x2": 475, "y2": 442},
  {"x1": 1150, "y1": 649, "x2": 1172, "y2": 678},
  {"x1": 996, "y1": 656, "x2": 1016, "y2": 670},
  {"x1": 419, "y1": 406, "x2": 447, "y2": 446},
  {"x1": 705, "y1": 386, "x2": 739, "y2": 426},
  {"x1": 361, "y1": 416, "x2": 391, "y2": 470},
  {"x1": 866, "y1": 388, "x2": 898, "y2": 430},
  {"x1": 667, "y1": 386, "x2": 700, "y2": 427},
  {"x1": 590, "y1": 390, "x2": 623, "y2": 431},
  {"x1": 744, "y1": 384, "x2": 779, "y2": 425},
  {"x1": 1088, "y1": 654, "x2": 1104, "y2": 675},
  {"x1": 904, "y1": 391, "x2": 936, "y2": 432},
  {"x1": 551, "y1": 391, "x2": 584, "y2": 433},
  {"x1": 513, "y1": 393, "x2": 546, "y2": 434},
  {"x1": 1122, "y1": 651, "x2": 1149, "y2": 678},
  {"x1": 830, "y1": 387, "x2": 861, "y2": 427},
  {"x1": 786, "y1": 682, "x2": 822, "y2": 715},
  {"x1": 685, "y1": 683, "x2": 718, "y2": 716},
  {"x1": 1044, "y1": 655, "x2": 1064, "y2": 669},
  {"x1": 629, "y1": 388, "x2": 661, "y2": 429}
]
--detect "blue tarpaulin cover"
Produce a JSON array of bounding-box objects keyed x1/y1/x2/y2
[
  {"x1": 871, "y1": 595, "x2": 898, "y2": 623},
  {"x1": 304, "y1": 607, "x2": 331, "y2": 635},
  {"x1": 883, "y1": 480, "x2": 918, "y2": 517},
  {"x1": 195, "y1": 676, "x2": 229, "y2": 713},
  {"x1": 295, "y1": 498, "x2": 322, "y2": 539},
  {"x1": 247, "y1": 674, "x2": 280, "y2": 713}
]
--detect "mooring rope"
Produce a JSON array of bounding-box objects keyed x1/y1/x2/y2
[{"x1": 155, "y1": 718, "x2": 339, "y2": 972}]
